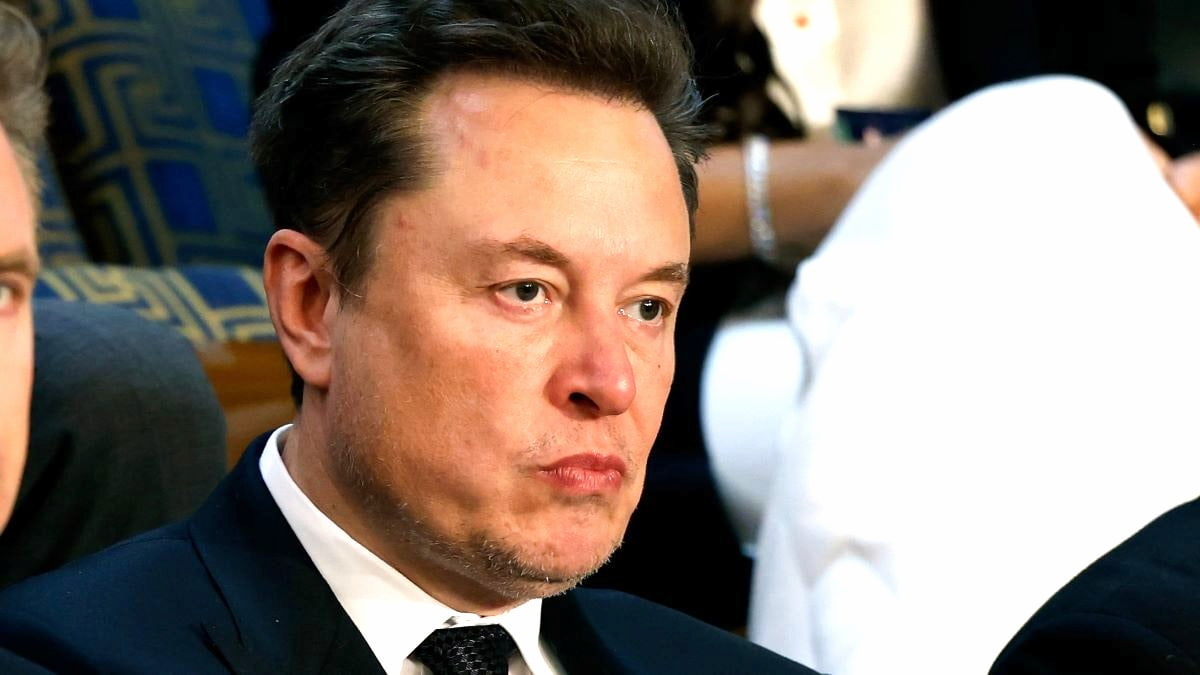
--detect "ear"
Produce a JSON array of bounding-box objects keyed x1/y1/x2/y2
[{"x1": 263, "y1": 229, "x2": 338, "y2": 398}]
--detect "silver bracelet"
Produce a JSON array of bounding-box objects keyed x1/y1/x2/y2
[{"x1": 743, "y1": 133, "x2": 777, "y2": 264}]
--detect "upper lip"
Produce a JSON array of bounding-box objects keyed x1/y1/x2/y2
[{"x1": 540, "y1": 453, "x2": 627, "y2": 475}]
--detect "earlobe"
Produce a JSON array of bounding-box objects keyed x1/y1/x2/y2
[{"x1": 263, "y1": 229, "x2": 337, "y2": 395}]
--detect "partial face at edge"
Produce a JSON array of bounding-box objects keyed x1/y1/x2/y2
[
  {"x1": 0, "y1": 126, "x2": 38, "y2": 531},
  {"x1": 327, "y1": 73, "x2": 691, "y2": 604}
]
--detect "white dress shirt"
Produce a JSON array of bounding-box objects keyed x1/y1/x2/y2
[
  {"x1": 260, "y1": 425, "x2": 564, "y2": 675},
  {"x1": 745, "y1": 77, "x2": 1200, "y2": 673}
]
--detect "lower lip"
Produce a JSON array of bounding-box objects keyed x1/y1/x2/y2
[{"x1": 537, "y1": 466, "x2": 624, "y2": 494}]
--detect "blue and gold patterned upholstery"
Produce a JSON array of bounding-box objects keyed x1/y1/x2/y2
[
  {"x1": 35, "y1": 264, "x2": 274, "y2": 343},
  {"x1": 36, "y1": 147, "x2": 88, "y2": 265},
  {"x1": 30, "y1": 0, "x2": 273, "y2": 267},
  {"x1": 24, "y1": 0, "x2": 278, "y2": 346},
  {"x1": 19, "y1": 0, "x2": 291, "y2": 458}
]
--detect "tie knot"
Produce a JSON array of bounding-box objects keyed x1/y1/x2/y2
[{"x1": 412, "y1": 624, "x2": 518, "y2": 675}]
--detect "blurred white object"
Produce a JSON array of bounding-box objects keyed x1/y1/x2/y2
[
  {"x1": 703, "y1": 313, "x2": 803, "y2": 553},
  {"x1": 747, "y1": 76, "x2": 1200, "y2": 673},
  {"x1": 754, "y1": 0, "x2": 944, "y2": 133}
]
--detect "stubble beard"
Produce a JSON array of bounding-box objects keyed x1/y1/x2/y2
[{"x1": 327, "y1": 398, "x2": 621, "y2": 604}]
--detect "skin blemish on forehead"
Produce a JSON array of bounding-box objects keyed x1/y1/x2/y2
[
  {"x1": 423, "y1": 92, "x2": 513, "y2": 174},
  {"x1": 474, "y1": 147, "x2": 493, "y2": 171},
  {"x1": 443, "y1": 86, "x2": 496, "y2": 115}
]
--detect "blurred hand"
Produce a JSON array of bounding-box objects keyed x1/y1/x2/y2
[
  {"x1": 1167, "y1": 152, "x2": 1200, "y2": 223},
  {"x1": 1140, "y1": 131, "x2": 1200, "y2": 223}
]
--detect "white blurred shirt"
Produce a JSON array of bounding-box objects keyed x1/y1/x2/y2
[{"x1": 718, "y1": 76, "x2": 1200, "y2": 673}]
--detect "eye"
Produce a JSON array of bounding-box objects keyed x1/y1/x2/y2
[
  {"x1": 0, "y1": 284, "x2": 14, "y2": 314},
  {"x1": 497, "y1": 281, "x2": 550, "y2": 306},
  {"x1": 619, "y1": 298, "x2": 669, "y2": 326}
]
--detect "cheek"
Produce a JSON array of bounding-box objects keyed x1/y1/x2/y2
[
  {"x1": 342, "y1": 308, "x2": 554, "y2": 463},
  {"x1": 0, "y1": 308, "x2": 34, "y2": 416},
  {"x1": 426, "y1": 316, "x2": 558, "y2": 412},
  {"x1": 632, "y1": 338, "x2": 676, "y2": 417},
  {"x1": 0, "y1": 310, "x2": 32, "y2": 528}
]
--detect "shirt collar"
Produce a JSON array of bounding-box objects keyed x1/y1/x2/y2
[{"x1": 259, "y1": 424, "x2": 556, "y2": 674}]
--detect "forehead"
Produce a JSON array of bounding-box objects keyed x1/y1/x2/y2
[
  {"x1": 0, "y1": 127, "x2": 35, "y2": 257},
  {"x1": 421, "y1": 72, "x2": 664, "y2": 154},
  {"x1": 396, "y1": 72, "x2": 690, "y2": 259}
]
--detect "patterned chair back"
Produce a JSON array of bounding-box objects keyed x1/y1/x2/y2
[
  {"x1": 35, "y1": 145, "x2": 88, "y2": 265},
  {"x1": 29, "y1": 0, "x2": 273, "y2": 267}
]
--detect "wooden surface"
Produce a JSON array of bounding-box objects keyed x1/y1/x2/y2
[{"x1": 197, "y1": 340, "x2": 295, "y2": 468}]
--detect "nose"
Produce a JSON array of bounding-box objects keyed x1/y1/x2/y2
[{"x1": 547, "y1": 307, "x2": 637, "y2": 418}]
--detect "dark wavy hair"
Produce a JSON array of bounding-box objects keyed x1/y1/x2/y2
[
  {"x1": 0, "y1": 3, "x2": 49, "y2": 202},
  {"x1": 679, "y1": 0, "x2": 801, "y2": 142},
  {"x1": 252, "y1": 0, "x2": 707, "y2": 297}
]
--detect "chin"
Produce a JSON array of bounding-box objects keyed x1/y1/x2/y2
[{"x1": 461, "y1": 528, "x2": 622, "y2": 600}]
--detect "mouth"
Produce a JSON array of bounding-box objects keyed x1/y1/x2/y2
[{"x1": 536, "y1": 453, "x2": 627, "y2": 495}]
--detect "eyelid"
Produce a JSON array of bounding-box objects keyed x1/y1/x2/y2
[
  {"x1": 657, "y1": 297, "x2": 676, "y2": 318},
  {"x1": 619, "y1": 296, "x2": 673, "y2": 326},
  {"x1": 494, "y1": 279, "x2": 555, "y2": 310},
  {"x1": 0, "y1": 280, "x2": 24, "y2": 315}
]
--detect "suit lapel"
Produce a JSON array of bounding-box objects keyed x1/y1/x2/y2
[
  {"x1": 188, "y1": 433, "x2": 385, "y2": 675},
  {"x1": 541, "y1": 591, "x2": 630, "y2": 675}
]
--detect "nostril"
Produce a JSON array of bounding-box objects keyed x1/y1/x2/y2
[{"x1": 569, "y1": 392, "x2": 595, "y2": 408}]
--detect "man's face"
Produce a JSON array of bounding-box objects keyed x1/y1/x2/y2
[
  {"x1": 326, "y1": 73, "x2": 691, "y2": 605},
  {"x1": 0, "y1": 127, "x2": 37, "y2": 530}
]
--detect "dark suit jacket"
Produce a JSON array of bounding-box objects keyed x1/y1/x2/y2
[
  {"x1": 0, "y1": 301, "x2": 225, "y2": 589},
  {"x1": 0, "y1": 434, "x2": 813, "y2": 674},
  {"x1": 991, "y1": 497, "x2": 1200, "y2": 674}
]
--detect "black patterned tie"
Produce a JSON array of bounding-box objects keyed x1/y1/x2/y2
[{"x1": 412, "y1": 625, "x2": 517, "y2": 675}]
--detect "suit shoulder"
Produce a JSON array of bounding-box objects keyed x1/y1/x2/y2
[
  {"x1": 993, "y1": 498, "x2": 1200, "y2": 673},
  {"x1": 0, "y1": 523, "x2": 232, "y2": 673},
  {"x1": 992, "y1": 610, "x2": 1200, "y2": 674},
  {"x1": 1, "y1": 523, "x2": 199, "y2": 608},
  {"x1": 564, "y1": 588, "x2": 818, "y2": 674}
]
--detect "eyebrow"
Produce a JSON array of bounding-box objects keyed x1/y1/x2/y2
[
  {"x1": 0, "y1": 250, "x2": 40, "y2": 280},
  {"x1": 472, "y1": 235, "x2": 689, "y2": 287},
  {"x1": 489, "y1": 235, "x2": 571, "y2": 267},
  {"x1": 641, "y1": 262, "x2": 689, "y2": 286}
]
